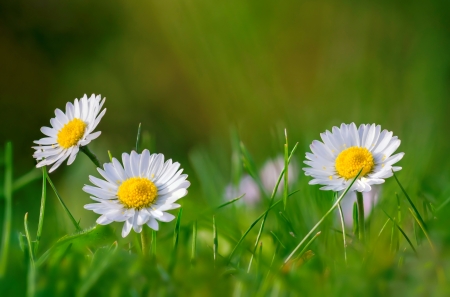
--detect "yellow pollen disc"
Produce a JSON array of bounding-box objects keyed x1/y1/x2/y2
[
  {"x1": 57, "y1": 118, "x2": 87, "y2": 149},
  {"x1": 117, "y1": 177, "x2": 158, "y2": 209},
  {"x1": 335, "y1": 146, "x2": 374, "y2": 179}
]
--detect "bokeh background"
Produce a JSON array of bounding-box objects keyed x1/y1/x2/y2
[{"x1": 1, "y1": 0, "x2": 450, "y2": 295}]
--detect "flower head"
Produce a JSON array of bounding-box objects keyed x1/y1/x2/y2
[
  {"x1": 83, "y1": 149, "x2": 189, "y2": 237},
  {"x1": 32, "y1": 94, "x2": 106, "y2": 172},
  {"x1": 303, "y1": 123, "x2": 404, "y2": 192}
]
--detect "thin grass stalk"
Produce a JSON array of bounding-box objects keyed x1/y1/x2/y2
[
  {"x1": 34, "y1": 167, "x2": 47, "y2": 255},
  {"x1": 0, "y1": 142, "x2": 12, "y2": 278},
  {"x1": 46, "y1": 174, "x2": 81, "y2": 231},
  {"x1": 392, "y1": 170, "x2": 427, "y2": 229},
  {"x1": 283, "y1": 129, "x2": 289, "y2": 210},
  {"x1": 284, "y1": 169, "x2": 362, "y2": 264},
  {"x1": 409, "y1": 208, "x2": 435, "y2": 253},
  {"x1": 191, "y1": 221, "x2": 197, "y2": 266},
  {"x1": 213, "y1": 215, "x2": 218, "y2": 268},
  {"x1": 382, "y1": 209, "x2": 417, "y2": 256},
  {"x1": 337, "y1": 201, "x2": 347, "y2": 265},
  {"x1": 356, "y1": 191, "x2": 365, "y2": 243}
]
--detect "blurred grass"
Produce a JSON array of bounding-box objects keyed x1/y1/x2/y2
[{"x1": 1, "y1": 0, "x2": 450, "y2": 295}]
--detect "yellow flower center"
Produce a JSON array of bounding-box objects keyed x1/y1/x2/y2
[
  {"x1": 117, "y1": 177, "x2": 158, "y2": 209},
  {"x1": 57, "y1": 118, "x2": 87, "y2": 149},
  {"x1": 335, "y1": 146, "x2": 374, "y2": 179}
]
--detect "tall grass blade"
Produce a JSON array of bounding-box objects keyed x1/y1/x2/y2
[
  {"x1": 151, "y1": 230, "x2": 157, "y2": 258},
  {"x1": 191, "y1": 221, "x2": 197, "y2": 266},
  {"x1": 213, "y1": 215, "x2": 218, "y2": 268},
  {"x1": 169, "y1": 208, "x2": 183, "y2": 273},
  {"x1": 270, "y1": 231, "x2": 286, "y2": 249},
  {"x1": 337, "y1": 201, "x2": 347, "y2": 265},
  {"x1": 436, "y1": 196, "x2": 450, "y2": 212},
  {"x1": 382, "y1": 209, "x2": 417, "y2": 256},
  {"x1": 352, "y1": 202, "x2": 358, "y2": 237},
  {"x1": 24, "y1": 213, "x2": 35, "y2": 267},
  {"x1": 408, "y1": 208, "x2": 435, "y2": 253},
  {"x1": 284, "y1": 169, "x2": 362, "y2": 264},
  {"x1": 283, "y1": 129, "x2": 289, "y2": 210},
  {"x1": 215, "y1": 194, "x2": 244, "y2": 210},
  {"x1": 0, "y1": 142, "x2": 12, "y2": 277},
  {"x1": 392, "y1": 170, "x2": 427, "y2": 230},
  {"x1": 46, "y1": 174, "x2": 82, "y2": 231},
  {"x1": 34, "y1": 167, "x2": 47, "y2": 255},
  {"x1": 135, "y1": 123, "x2": 142, "y2": 151}
]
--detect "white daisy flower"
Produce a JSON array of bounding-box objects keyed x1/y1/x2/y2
[
  {"x1": 83, "y1": 149, "x2": 190, "y2": 238},
  {"x1": 303, "y1": 123, "x2": 404, "y2": 192},
  {"x1": 32, "y1": 94, "x2": 106, "y2": 173}
]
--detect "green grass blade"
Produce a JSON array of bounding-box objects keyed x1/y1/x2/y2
[
  {"x1": 382, "y1": 209, "x2": 417, "y2": 256},
  {"x1": 213, "y1": 215, "x2": 218, "y2": 268},
  {"x1": 169, "y1": 208, "x2": 183, "y2": 273},
  {"x1": 297, "y1": 231, "x2": 321, "y2": 260},
  {"x1": 135, "y1": 123, "x2": 142, "y2": 152},
  {"x1": 352, "y1": 201, "x2": 358, "y2": 237},
  {"x1": 24, "y1": 213, "x2": 35, "y2": 268},
  {"x1": 283, "y1": 129, "x2": 289, "y2": 210},
  {"x1": 408, "y1": 208, "x2": 435, "y2": 253},
  {"x1": 284, "y1": 169, "x2": 362, "y2": 264},
  {"x1": 46, "y1": 174, "x2": 82, "y2": 231},
  {"x1": 34, "y1": 167, "x2": 47, "y2": 256},
  {"x1": 35, "y1": 225, "x2": 113, "y2": 267},
  {"x1": 107, "y1": 150, "x2": 113, "y2": 162},
  {"x1": 436, "y1": 196, "x2": 450, "y2": 212},
  {"x1": 270, "y1": 231, "x2": 286, "y2": 249},
  {"x1": 151, "y1": 230, "x2": 157, "y2": 258},
  {"x1": 337, "y1": 201, "x2": 347, "y2": 265},
  {"x1": 215, "y1": 194, "x2": 244, "y2": 210},
  {"x1": 227, "y1": 189, "x2": 301, "y2": 262},
  {"x1": 191, "y1": 221, "x2": 197, "y2": 266},
  {"x1": 0, "y1": 142, "x2": 12, "y2": 277},
  {"x1": 392, "y1": 170, "x2": 427, "y2": 230}
]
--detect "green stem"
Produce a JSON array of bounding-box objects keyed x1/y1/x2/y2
[
  {"x1": 80, "y1": 145, "x2": 101, "y2": 168},
  {"x1": 34, "y1": 167, "x2": 47, "y2": 255},
  {"x1": 356, "y1": 191, "x2": 365, "y2": 243},
  {"x1": 141, "y1": 227, "x2": 149, "y2": 256},
  {"x1": 46, "y1": 174, "x2": 81, "y2": 231},
  {"x1": 0, "y1": 142, "x2": 12, "y2": 278}
]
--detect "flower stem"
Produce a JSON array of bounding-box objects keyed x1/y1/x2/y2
[
  {"x1": 34, "y1": 167, "x2": 47, "y2": 255},
  {"x1": 80, "y1": 145, "x2": 101, "y2": 168},
  {"x1": 141, "y1": 227, "x2": 150, "y2": 256},
  {"x1": 356, "y1": 191, "x2": 365, "y2": 243}
]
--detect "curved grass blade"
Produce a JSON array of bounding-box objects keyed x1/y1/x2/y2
[
  {"x1": 408, "y1": 208, "x2": 435, "y2": 253},
  {"x1": 169, "y1": 208, "x2": 183, "y2": 273},
  {"x1": 337, "y1": 200, "x2": 347, "y2": 265},
  {"x1": 284, "y1": 169, "x2": 362, "y2": 264},
  {"x1": 392, "y1": 170, "x2": 426, "y2": 230},
  {"x1": 34, "y1": 167, "x2": 47, "y2": 255},
  {"x1": 191, "y1": 221, "x2": 197, "y2": 266},
  {"x1": 135, "y1": 123, "x2": 142, "y2": 152},
  {"x1": 213, "y1": 216, "x2": 218, "y2": 268},
  {"x1": 215, "y1": 194, "x2": 244, "y2": 210},
  {"x1": 382, "y1": 209, "x2": 417, "y2": 256},
  {"x1": 283, "y1": 129, "x2": 289, "y2": 210},
  {"x1": 46, "y1": 174, "x2": 81, "y2": 231},
  {"x1": 24, "y1": 213, "x2": 35, "y2": 267}
]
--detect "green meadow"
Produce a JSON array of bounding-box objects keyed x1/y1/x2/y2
[{"x1": 1, "y1": 0, "x2": 450, "y2": 296}]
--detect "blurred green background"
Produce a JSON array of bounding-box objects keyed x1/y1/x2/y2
[{"x1": 1, "y1": 0, "x2": 450, "y2": 295}]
